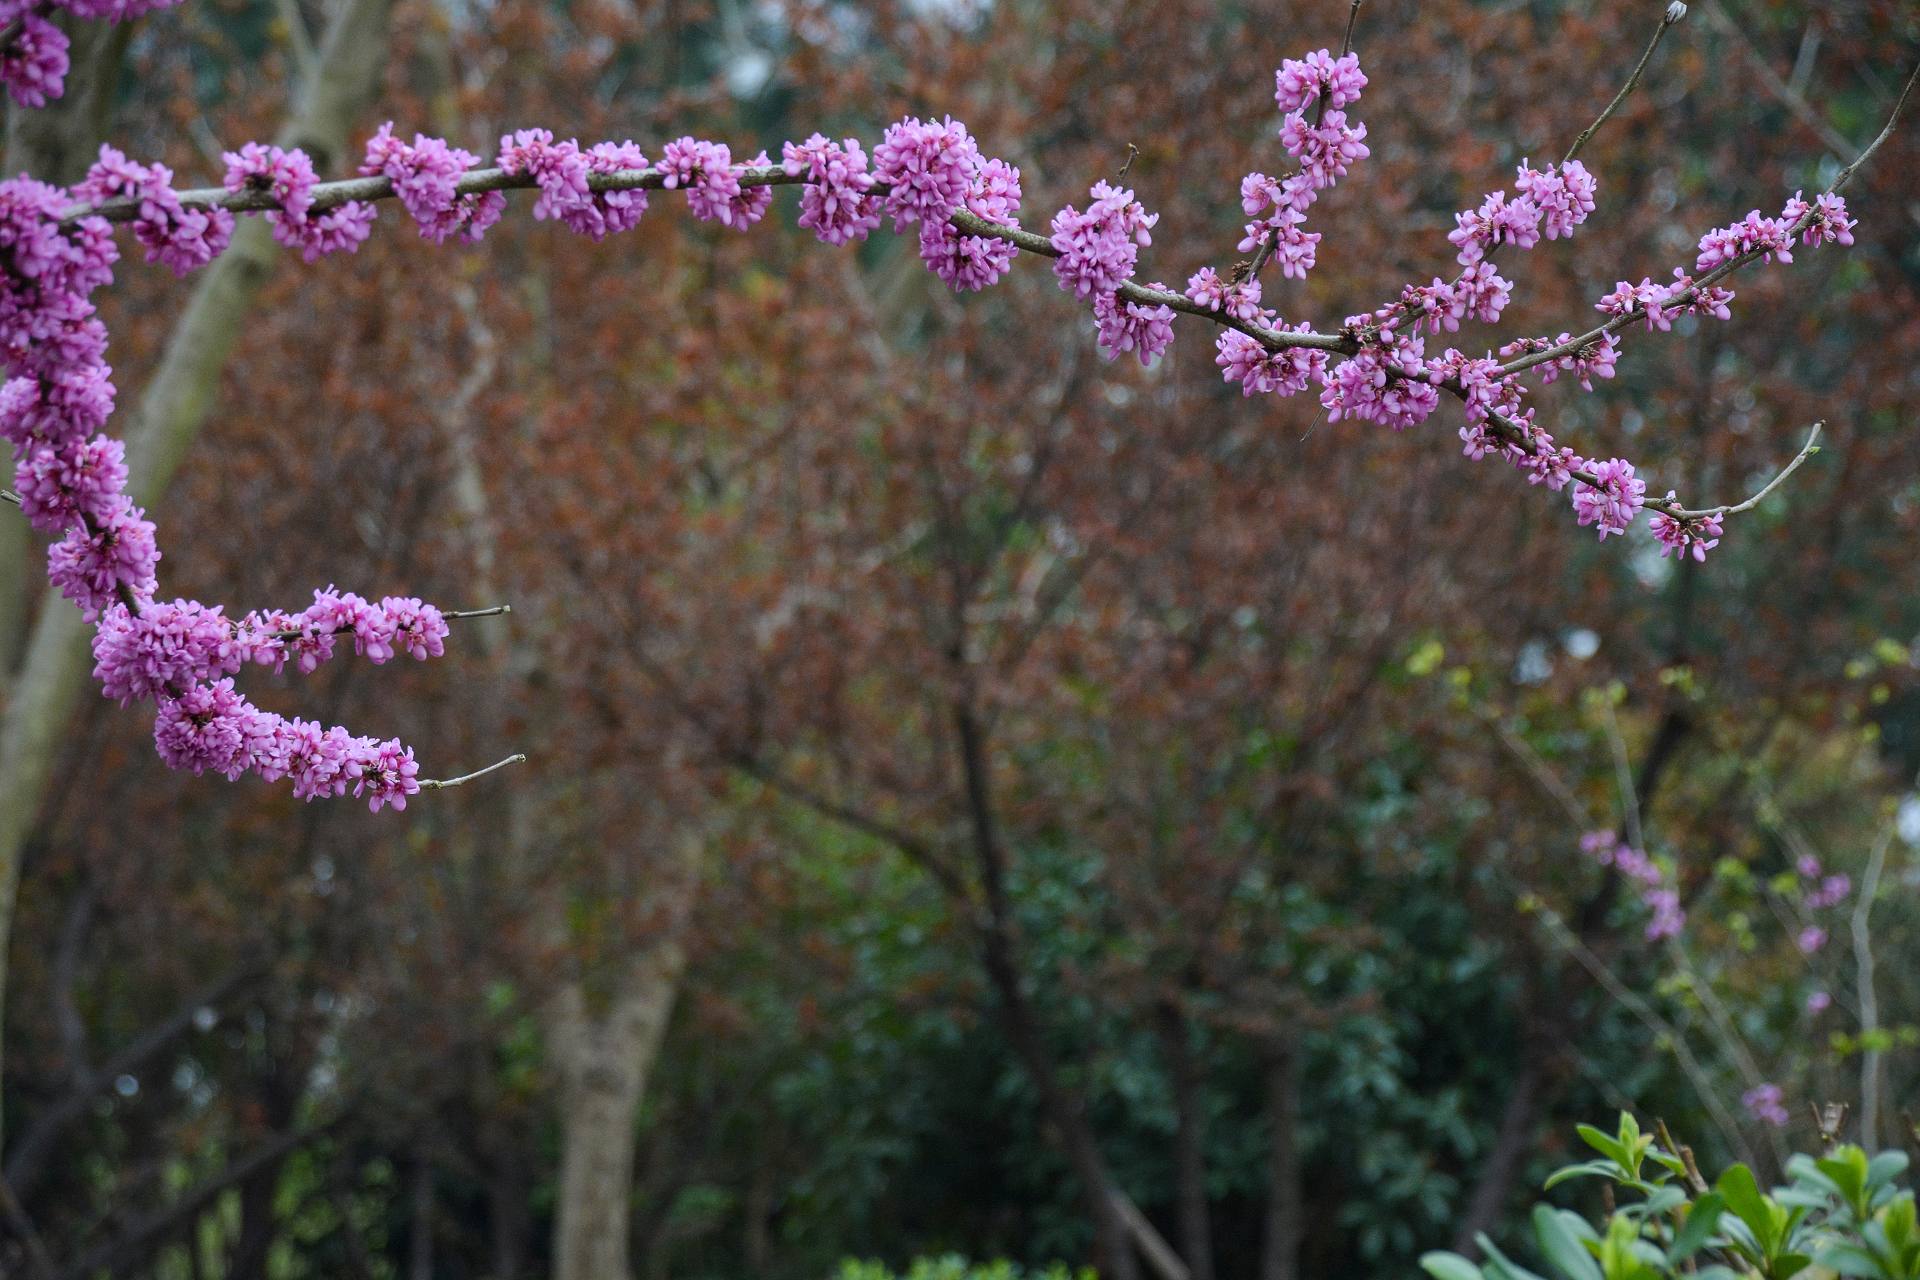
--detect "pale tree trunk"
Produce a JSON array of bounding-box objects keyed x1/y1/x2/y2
[
  {"x1": 546, "y1": 833, "x2": 702, "y2": 1280},
  {"x1": 0, "y1": 0, "x2": 393, "y2": 1146}
]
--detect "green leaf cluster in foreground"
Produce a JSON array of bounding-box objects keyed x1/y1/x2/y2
[{"x1": 1424, "y1": 1114, "x2": 1918, "y2": 1280}]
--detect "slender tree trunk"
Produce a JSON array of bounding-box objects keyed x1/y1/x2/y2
[
  {"x1": 547, "y1": 835, "x2": 701, "y2": 1280},
  {"x1": 1157, "y1": 1003, "x2": 1215, "y2": 1280},
  {"x1": 410, "y1": 1160, "x2": 436, "y2": 1280},
  {"x1": 0, "y1": 0, "x2": 393, "y2": 1148},
  {"x1": 1452, "y1": 1058, "x2": 1542, "y2": 1252},
  {"x1": 1260, "y1": 1039, "x2": 1303, "y2": 1280},
  {"x1": 487, "y1": 1155, "x2": 530, "y2": 1280},
  {"x1": 952, "y1": 699, "x2": 1144, "y2": 1280}
]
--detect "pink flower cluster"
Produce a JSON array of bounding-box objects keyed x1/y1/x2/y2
[
  {"x1": 1596, "y1": 191, "x2": 1853, "y2": 332},
  {"x1": 1648, "y1": 497, "x2": 1722, "y2": 562},
  {"x1": 783, "y1": 134, "x2": 882, "y2": 247},
  {"x1": 1051, "y1": 180, "x2": 1170, "y2": 364},
  {"x1": 2, "y1": 144, "x2": 460, "y2": 808},
  {"x1": 74, "y1": 146, "x2": 234, "y2": 276},
  {"x1": 1742, "y1": 1082, "x2": 1789, "y2": 1127},
  {"x1": 1450, "y1": 160, "x2": 1595, "y2": 264},
  {"x1": 223, "y1": 142, "x2": 375, "y2": 263},
  {"x1": 362, "y1": 124, "x2": 507, "y2": 244},
  {"x1": 0, "y1": 0, "x2": 183, "y2": 108},
  {"x1": 86, "y1": 588, "x2": 447, "y2": 804},
  {"x1": 919, "y1": 157, "x2": 1022, "y2": 293},
  {"x1": 1582, "y1": 830, "x2": 1684, "y2": 940}
]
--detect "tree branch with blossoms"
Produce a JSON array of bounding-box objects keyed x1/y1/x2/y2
[{"x1": 2, "y1": 6, "x2": 1914, "y2": 810}]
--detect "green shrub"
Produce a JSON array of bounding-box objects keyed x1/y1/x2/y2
[{"x1": 1423, "y1": 1113, "x2": 1917, "y2": 1280}]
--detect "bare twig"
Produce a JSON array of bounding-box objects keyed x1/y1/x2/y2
[
  {"x1": 419, "y1": 752, "x2": 527, "y2": 790},
  {"x1": 1507, "y1": 62, "x2": 1920, "y2": 383},
  {"x1": 1565, "y1": 2, "x2": 1689, "y2": 163},
  {"x1": 1702, "y1": 1, "x2": 1854, "y2": 160},
  {"x1": 1850, "y1": 782, "x2": 1913, "y2": 1150}
]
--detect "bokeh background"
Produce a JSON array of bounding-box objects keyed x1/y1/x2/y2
[{"x1": 3, "y1": 0, "x2": 1919, "y2": 1277}]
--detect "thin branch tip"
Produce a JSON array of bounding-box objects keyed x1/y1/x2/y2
[{"x1": 420, "y1": 752, "x2": 528, "y2": 791}]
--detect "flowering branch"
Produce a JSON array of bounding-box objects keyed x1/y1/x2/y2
[
  {"x1": 1504, "y1": 60, "x2": 1919, "y2": 380},
  {"x1": 5, "y1": 17, "x2": 1912, "y2": 809}
]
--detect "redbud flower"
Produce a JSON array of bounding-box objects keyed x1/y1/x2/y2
[
  {"x1": 784, "y1": 134, "x2": 882, "y2": 246},
  {"x1": 12, "y1": 433, "x2": 126, "y2": 531},
  {"x1": 1570, "y1": 458, "x2": 1646, "y2": 540},
  {"x1": 1092, "y1": 288, "x2": 1175, "y2": 367},
  {"x1": 1513, "y1": 159, "x2": 1596, "y2": 240},
  {"x1": 1643, "y1": 888, "x2": 1684, "y2": 940},
  {"x1": 1273, "y1": 49, "x2": 1366, "y2": 114},
  {"x1": 1649, "y1": 497, "x2": 1722, "y2": 562},
  {"x1": 153, "y1": 678, "x2": 258, "y2": 779},
  {"x1": 1278, "y1": 107, "x2": 1369, "y2": 189},
  {"x1": 0, "y1": 13, "x2": 69, "y2": 109},
  {"x1": 1215, "y1": 322, "x2": 1327, "y2": 398},
  {"x1": 74, "y1": 146, "x2": 235, "y2": 276},
  {"x1": 1049, "y1": 180, "x2": 1158, "y2": 300},
  {"x1": 363, "y1": 124, "x2": 507, "y2": 244},
  {"x1": 47, "y1": 494, "x2": 159, "y2": 615},
  {"x1": 872, "y1": 115, "x2": 979, "y2": 231},
  {"x1": 1742, "y1": 1083, "x2": 1789, "y2": 1127}
]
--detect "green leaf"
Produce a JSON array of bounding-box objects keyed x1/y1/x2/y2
[
  {"x1": 1547, "y1": 1161, "x2": 1626, "y2": 1190},
  {"x1": 1578, "y1": 1125, "x2": 1627, "y2": 1166},
  {"x1": 1717, "y1": 1163, "x2": 1777, "y2": 1254},
  {"x1": 1534, "y1": 1206, "x2": 1603, "y2": 1280},
  {"x1": 1421, "y1": 1253, "x2": 1487, "y2": 1280},
  {"x1": 1641, "y1": 1187, "x2": 1687, "y2": 1216},
  {"x1": 1669, "y1": 1193, "x2": 1726, "y2": 1263},
  {"x1": 1813, "y1": 1245, "x2": 1891, "y2": 1279},
  {"x1": 1477, "y1": 1233, "x2": 1551, "y2": 1280},
  {"x1": 1870, "y1": 1153, "x2": 1912, "y2": 1192},
  {"x1": 1821, "y1": 1146, "x2": 1874, "y2": 1216}
]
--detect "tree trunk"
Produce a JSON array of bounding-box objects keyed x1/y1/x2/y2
[
  {"x1": 1260, "y1": 1039, "x2": 1303, "y2": 1280},
  {"x1": 1452, "y1": 1058, "x2": 1542, "y2": 1253},
  {"x1": 0, "y1": 0, "x2": 393, "y2": 1147},
  {"x1": 952, "y1": 700, "x2": 1144, "y2": 1280},
  {"x1": 547, "y1": 835, "x2": 701, "y2": 1280},
  {"x1": 410, "y1": 1160, "x2": 436, "y2": 1280},
  {"x1": 1158, "y1": 1003, "x2": 1215, "y2": 1280}
]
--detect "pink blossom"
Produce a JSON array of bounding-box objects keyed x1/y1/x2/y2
[
  {"x1": 784, "y1": 134, "x2": 882, "y2": 246},
  {"x1": 1742, "y1": 1083, "x2": 1789, "y2": 1127},
  {"x1": 1648, "y1": 497, "x2": 1723, "y2": 563},
  {"x1": 1092, "y1": 288, "x2": 1175, "y2": 367},
  {"x1": 872, "y1": 115, "x2": 979, "y2": 231},
  {"x1": 1049, "y1": 180, "x2": 1158, "y2": 300},
  {"x1": 1570, "y1": 457, "x2": 1645, "y2": 540},
  {"x1": 1273, "y1": 49, "x2": 1367, "y2": 114}
]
